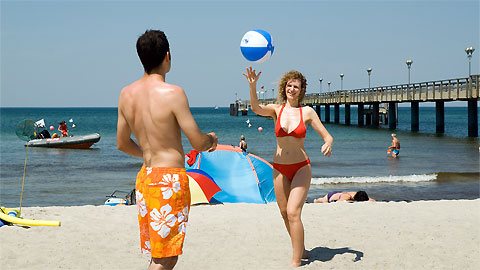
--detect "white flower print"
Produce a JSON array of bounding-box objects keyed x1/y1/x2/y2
[
  {"x1": 160, "y1": 174, "x2": 181, "y2": 199},
  {"x1": 150, "y1": 204, "x2": 177, "y2": 238},
  {"x1": 136, "y1": 191, "x2": 147, "y2": 217},
  {"x1": 141, "y1": 241, "x2": 151, "y2": 254},
  {"x1": 146, "y1": 167, "x2": 152, "y2": 175},
  {"x1": 177, "y1": 206, "x2": 189, "y2": 234}
]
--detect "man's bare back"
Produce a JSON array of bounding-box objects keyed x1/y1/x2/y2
[{"x1": 117, "y1": 74, "x2": 217, "y2": 168}]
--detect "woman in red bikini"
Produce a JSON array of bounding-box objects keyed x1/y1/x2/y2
[{"x1": 243, "y1": 66, "x2": 333, "y2": 267}]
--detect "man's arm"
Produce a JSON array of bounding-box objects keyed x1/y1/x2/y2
[
  {"x1": 117, "y1": 103, "x2": 143, "y2": 158},
  {"x1": 173, "y1": 87, "x2": 217, "y2": 152}
]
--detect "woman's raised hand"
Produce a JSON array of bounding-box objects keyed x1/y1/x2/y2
[{"x1": 242, "y1": 66, "x2": 261, "y2": 86}]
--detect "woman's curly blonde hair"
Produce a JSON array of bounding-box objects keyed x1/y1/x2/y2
[{"x1": 277, "y1": 70, "x2": 307, "y2": 103}]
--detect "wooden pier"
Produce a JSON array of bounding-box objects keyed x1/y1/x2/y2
[
  {"x1": 230, "y1": 100, "x2": 249, "y2": 116},
  {"x1": 257, "y1": 75, "x2": 479, "y2": 137}
]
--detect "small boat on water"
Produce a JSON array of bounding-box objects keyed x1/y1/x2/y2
[{"x1": 25, "y1": 133, "x2": 101, "y2": 149}]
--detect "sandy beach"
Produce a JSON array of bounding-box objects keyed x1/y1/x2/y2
[{"x1": 1, "y1": 199, "x2": 479, "y2": 270}]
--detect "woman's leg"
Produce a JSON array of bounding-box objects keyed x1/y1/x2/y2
[
  {"x1": 273, "y1": 169, "x2": 292, "y2": 235},
  {"x1": 286, "y1": 165, "x2": 311, "y2": 267}
]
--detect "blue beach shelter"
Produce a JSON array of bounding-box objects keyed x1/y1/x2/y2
[{"x1": 185, "y1": 145, "x2": 276, "y2": 204}]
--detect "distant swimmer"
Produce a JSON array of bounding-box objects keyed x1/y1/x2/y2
[
  {"x1": 387, "y1": 133, "x2": 400, "y2": 158},
  {"x1": 313, "y1": 191, "x2": 375, "y2": 203},
  {"x1": 239, "y1": 135, "x2": 247, "y2": 152}
]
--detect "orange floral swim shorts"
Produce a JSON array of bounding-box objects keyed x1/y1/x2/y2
[{"x1": 135, "y1": 166, "x2": 191, "y2": 258}]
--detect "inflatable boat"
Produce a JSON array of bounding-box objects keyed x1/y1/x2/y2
[{"x1": 25, "y1": 133, "x2": 101, "y2": 149}]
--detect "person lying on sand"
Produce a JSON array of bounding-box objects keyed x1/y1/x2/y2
[{"x1": 314, "y1": 191, "x2": 375, "y2": 203}]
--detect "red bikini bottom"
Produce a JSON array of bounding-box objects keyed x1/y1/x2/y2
[{"x1": 272, "y1": 159, "x2": 311, "y2": 180}]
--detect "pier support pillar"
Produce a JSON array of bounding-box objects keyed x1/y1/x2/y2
[
  {"x1": 230, "y1": 103, "x2": 238, "y2": 116},
  {"x1": 468, "y1": 99, "x2": 478, "y2": 137},
  {"x1": 345, "y1": 104, "x2": 351, "y2": 125},
  {"x1": 372, "y1": 103, "x2": 380, "y2": 127},
  {"x1": 366, "y1": 111, "x2": 372, "y2": 126},
  {"x1": 334, "y1": 104, "x2": 340, "y2": 123},
  {"x1": 357, "y1": 104, "x2": 364, "y2": 126},
  {"x1": 315, "y1": 105, "x2": 321, "y2": 121},
  {"x1": 411, "y1": 101, "x2": 419, "y2": 132},
  {"x1": 325, "y1": 104, "x2": 330, "y2": 123},
  {"x1": 388, "y1": 102, "x2": 397, "y2": 129},
  {"x1": 436, "y1": 101, "x2": 444, "y2": 134}
]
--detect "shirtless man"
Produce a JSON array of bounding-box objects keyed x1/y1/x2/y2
[
  {"x1": 117, "y1": 30, "x2": 217, "y2": 270},
  {"x1": 388, "y1": 133, "x2": 400, "y2": 158}
]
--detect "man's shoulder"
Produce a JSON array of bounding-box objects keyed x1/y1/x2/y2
[
  {"x1": 121, "y1": 80, "x2": 185, "y2": 98},
  {"x1": 163, "y1": 83, "x2": 185, "y2": 95},
  {"x1": 120, "y1": 80, "x2": 141, "y2": 96}
]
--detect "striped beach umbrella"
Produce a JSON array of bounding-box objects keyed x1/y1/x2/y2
[
  {"x1": 185, "y1": 145, "x2": 276, "y2": 204},
  {"x1": 187, "y1": 169, "x2": 222, "y2": 205}
]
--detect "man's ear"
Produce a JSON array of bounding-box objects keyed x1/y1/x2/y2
[{"x1": 166, "y1": 51, "x2": 171, "y2": 61}]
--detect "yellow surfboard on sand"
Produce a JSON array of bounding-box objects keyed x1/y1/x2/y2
[{"x1": 0, "y1": 207, "x2": 61, "y2": 227}]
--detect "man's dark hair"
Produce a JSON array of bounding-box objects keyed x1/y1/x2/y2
[
  {"x1": 136, "y1": 30, "x2": 170, "y2": 74},
  {"x1": 353, "y1": 191, "x2": 369, "y2": 201}
]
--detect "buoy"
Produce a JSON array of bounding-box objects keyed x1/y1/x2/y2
[
  {"x1": 72, "y1": 124, "x2": 76, "y2": 128},
  {"x1": 240, "y1": 29, "x2": 274, "y2": 63},
  {"x1": 49, "y1": 126, "x2": 54, "y2": 130},
  {"x1": 69, "y1": 119, "x2": 73, "y2": 123},
  {"x1": 258, "y1": 127, "x2": 263, "y2": 132},
  {"x1": 8, "y1": 209, "x2": 19, "y2": 217}
]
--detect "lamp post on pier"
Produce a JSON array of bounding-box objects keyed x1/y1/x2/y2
[
  {"x1": 327, "y1": 81, "x2": 331, "y2": 91},
  {"x1": 319, "y1": 78, "x2": 323, "y2": 93},
  {"x1": 367, "y1": 68, "x2": 372, "y2": 89},
  {"x1": 465, "y1": 46, "x2": 475, "y2": 76},
  {"x1": 406, "y1": 59, "x2": 413, "y2": 84},
  {"x1": 271, "y1": 88, "x2": 274, "y2": 99},
  {"x1": 465, "y1": 46, "x2": 477, "y2": 137},
  {"x1": 340, "y1": 74, "x2": 344, "y2": 90}
]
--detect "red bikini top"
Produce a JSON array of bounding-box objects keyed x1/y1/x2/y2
[{"x1": 275, "y1": 104, "x2": 306, "y2": 138}]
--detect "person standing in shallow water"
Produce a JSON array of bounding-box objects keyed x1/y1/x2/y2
[
  {"x1": 239, "y1": 135, "x2": 247, "y2": 152},
  {"x1": 243, "y1": 66, "x2": 333, "y2": 267},
  {"x1": 117, "y1": 30, "x2": 218, "y2": 270},
  {"x1": 388, "y1": 133, "x2": 400, "y2": 158}
]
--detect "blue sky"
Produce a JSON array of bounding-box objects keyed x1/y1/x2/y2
[{"x1": 1, "y1": 0, "x2": 478, "y2": 107}]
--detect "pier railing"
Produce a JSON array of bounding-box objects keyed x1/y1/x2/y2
[
  {"x1": 302, "y1": 75, "x2": 479, "y2": 104},
  {"x1": 257, "y1": 75, "x2": 479, "y2": 105}
]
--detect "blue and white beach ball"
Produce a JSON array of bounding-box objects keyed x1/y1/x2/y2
[{"x1": 240, "y1": 29, "x2": 274, "y2": 63}]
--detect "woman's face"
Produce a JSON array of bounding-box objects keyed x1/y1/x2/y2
[{"x1": 285, "y1": 79, "x2": 302, "y2": 101}]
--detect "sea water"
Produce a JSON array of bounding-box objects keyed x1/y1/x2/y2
[{"x1": 0, "y1": 107, "x2": 479, "y2": 207}]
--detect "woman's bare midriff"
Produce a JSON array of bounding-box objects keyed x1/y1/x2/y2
[{"x1": 273, "y1": 137, "x2": 308, "y2": 164}]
